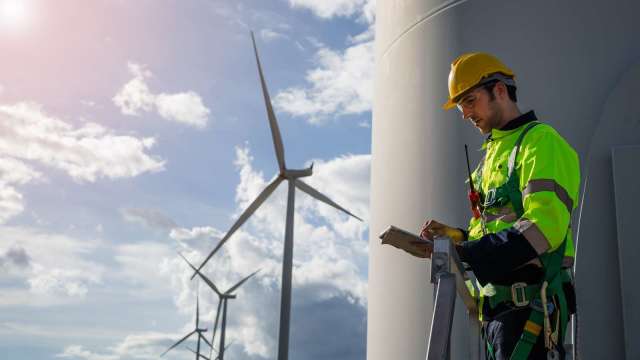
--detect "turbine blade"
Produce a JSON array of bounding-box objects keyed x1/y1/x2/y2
[
  {"x1": 193, "y1": 176, "x2": 283, "y2": 278},
  {"x1": 226, "y1": 269, "x2": 260, "y2": 295},
  {"x1": 250, "y1": 31, "x2": 286, "y2": 172},
  {"x1": 180, "y1": 253, "x2": 224, "y2": 297},
  {"x1": 188, "y1": 346, "x2": 210, "y2": 360},
  {"x1": 178, "y1": 252, "x2": 198, "y2": 272},
  {"x1": 200, "y1": 332, "x2": 213, "y2": 349},
  {"x1": 160, "y1": 330, "x2": 196, "y2": 357},
  {"x1": 295, "y1": 180, "x2": 363, "y2": 221}
]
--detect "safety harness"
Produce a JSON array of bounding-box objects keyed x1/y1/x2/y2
[{"x1": 475, "y1": 121, "x2": 571, "y2": 360}]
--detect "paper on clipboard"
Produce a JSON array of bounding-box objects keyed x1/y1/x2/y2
[{"x1": 379, "y1": 225, "x2": 433, "y2": 258}]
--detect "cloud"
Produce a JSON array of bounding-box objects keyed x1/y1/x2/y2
[
  {"x1": 362, "y1": 0, "x2": 376, "y2": 24},
  {"x1": 28, "y1": 266, "x2": 94, "y2": 298},
  {"x1": 273, "y1": 39, "x2": 374, "y2": 124},
  {"x1": 0, "y1": 157, "x2": 39, "y2": 186},
  {"x1": 112, "y1": 63, "x2": 155, "y2": 116},
  {"x1": 58, "y1": 332, "x2": 192, "y2": 360},
  {"x1": 112, "y1": 242, "x2": 177, "y2": 297},
  {"x1": 57, "y1": 345, "x2": 118, "y2": 360},
  {"x1": 0, "y1": 246, "x2": 31, "y2": 272},
  {"x1": 155, "y1": 92, "x2": 210, "y2": 129},
  {"x1": 0, "y1": 103, "x2": 163, "y2": 223},
  {"x1": 276, "y1": 0, "x2": 376, "y2": 124},
  {"x1": 0, "y1": 102, "x2": 165, "y2": 183},
  {"x1": 169, "y1": 226, "x2": 223, "y2": 242},
  {"x1": 109, "y1": 332, "x2": 187, "y2": 359},
  {"x1": 0, "y1": 186, "x2": 25, "y2": 223},
  {"x1": 169, "y1": 226, "x2": 225, "y2": 254},
  {"x1": 113, "y1": 62, "x2": 210, "y2": 129},
  {"x1": 0, "y1": 226, "x2": 105, "y2": 300},
  {"x1": 0, "y1": 156, "x2": 43, "y2": 222},
  {"x1": 259, "y1": 28, "x2": 287, "y2": 42},
  {"x1": 288, "y1": 0, "x2": 369, "y2": 21},
  {"x1": 121, "y1": 208, "x2": 177, "y2": 230}
]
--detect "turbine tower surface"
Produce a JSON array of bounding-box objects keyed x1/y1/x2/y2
[
  {"x1": 369, "y1": 1, "x2": 640, "y2": 359},
  {"x1": 194, "y1": 32, "x2": 362, "y2": 360},
  {"x1": 180, "y1": 253, "x2": 258, "y2": 360}
]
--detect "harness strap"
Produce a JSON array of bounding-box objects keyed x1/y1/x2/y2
[
  {"x1": 510, "y1": 309, "x2": 545, "y2": 359},
  {"x1": 507, "y1": 121, "x2": 539, "y2": 176},
  {"x1": 488, "y1": 283, "x2": 541, "y2": 309},
  {"x1": 508, "y1": 237, "x2": 568, "y2": 360},
  {"x1": 477, "y1": 122, "x2": 540, "y2": 218},
  {"x1": 506, "y1": 122, "x2": 540, "y2": 218}
]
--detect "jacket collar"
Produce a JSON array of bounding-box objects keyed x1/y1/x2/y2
[{"x1": 484, "y1": 110, "x2": 537, "y2": 146}]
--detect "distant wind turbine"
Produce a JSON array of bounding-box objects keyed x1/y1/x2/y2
[
  {"x1": 161, "y1": 294, "x2": 212, "y2": 360},
  {"x1": 188, "y1": 341, "x2": 234, "y2": 360},
  {"x1": 180, "y1": 253, "x2": 258, "y2": 360},
  {"x1": 193, "y1": 32, "x2": 362, "y2": 360},
  {"x1": 186, "y1": 347, "x2": 211, "y2": 360}
]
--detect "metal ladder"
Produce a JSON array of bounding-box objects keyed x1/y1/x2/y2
[{"x1": 426, "y1": 236, "x2": 483, "y2": 360}]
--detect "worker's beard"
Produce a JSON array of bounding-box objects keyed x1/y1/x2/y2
[{"x1": 482, "y1": 100, "x2": 503, "y2": 134}]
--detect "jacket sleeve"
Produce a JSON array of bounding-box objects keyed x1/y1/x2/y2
[{"x1": 459, "y1": 126, "x2": 580, "y2": 285}]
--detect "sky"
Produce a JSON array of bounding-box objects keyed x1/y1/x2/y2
[{"x1": 0, "y1": 0, "x2": 375, "y2": 359}]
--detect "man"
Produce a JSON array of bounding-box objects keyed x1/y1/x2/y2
[{"x1": 418, "y1": 53, "x2": 579, "y2": 359}]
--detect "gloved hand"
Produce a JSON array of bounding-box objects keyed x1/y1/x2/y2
[
  {"x1": 419, "y1": 219, "x2": 465, "y2": 244},
  {"x1": 411, "y1": 219, "x2": 464, "y2": 259}
]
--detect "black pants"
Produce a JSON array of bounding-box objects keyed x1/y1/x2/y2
[{"x1": 485, "y1": 306, "x2": 565, "y2": 360}]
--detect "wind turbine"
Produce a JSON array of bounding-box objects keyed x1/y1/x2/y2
[
  {"x1": 180, "y1": 253, "x2": 258, "y2": 360},
  {"x1": 186, "y1": 347, "x2": 211, "y2": 360},
  {"x1": 193, "y1": 32, "x2": 363, "y2": 360},
  {"x1": 161, "y1": 294, "x2": 212, "y2": 360},
  {"x1": 188, "y1": 341, "x2": 234, "y2": 360}
]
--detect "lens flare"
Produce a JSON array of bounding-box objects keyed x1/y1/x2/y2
[{"x1": 1, "y1": 0, "x2": 29, "y2": 29}]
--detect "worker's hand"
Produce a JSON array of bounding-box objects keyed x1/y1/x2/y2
[{"x1": 419, "y1": 219, "x2": 465, "y2": 245}]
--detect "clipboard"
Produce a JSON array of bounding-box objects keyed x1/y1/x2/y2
[{"x1": 379, "y1": 225, "x2": 433, "y2": 258}]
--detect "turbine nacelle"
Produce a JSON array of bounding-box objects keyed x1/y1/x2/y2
[{"x1": 282, "y1": 164, "x2": 313, "y2": 179}]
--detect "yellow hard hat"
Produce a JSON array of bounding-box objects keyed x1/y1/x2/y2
[{"x1": 442, "y1": 52, "x2": 515, "y2": 110}]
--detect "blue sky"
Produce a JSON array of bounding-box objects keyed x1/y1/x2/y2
[{"x1": 0, "y1": 1, "x2": 374, "y2": 359}]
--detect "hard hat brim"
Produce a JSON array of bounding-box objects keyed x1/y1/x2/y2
[{"x1": 442, "y1": 99, "x2": 457, "y2": 110}]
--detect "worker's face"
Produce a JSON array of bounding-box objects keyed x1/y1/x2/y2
[{"x1": 457, "y1": 85, "x2": 502, "y2": 134}]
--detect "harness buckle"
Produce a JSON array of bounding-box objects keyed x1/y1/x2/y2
[{"x1": 511, "y1": 282, "x2": 529, "y2": 307}]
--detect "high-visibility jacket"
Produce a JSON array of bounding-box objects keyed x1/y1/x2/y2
[{"x1": 459, "y1": 111, "x2": 580, "y2": 288}]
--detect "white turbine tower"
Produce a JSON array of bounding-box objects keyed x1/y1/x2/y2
[{"x1": 193, "y1": 32, "x2": 363, "y2": 360}]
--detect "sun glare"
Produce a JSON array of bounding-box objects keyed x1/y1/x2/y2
[{"x1": 1, "y1": 0, "x2": 29, "y2": 29}]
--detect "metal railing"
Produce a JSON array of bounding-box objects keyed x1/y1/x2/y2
[{"x1": 426, "y1": 237, "x2": 483, "y2": 360}]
